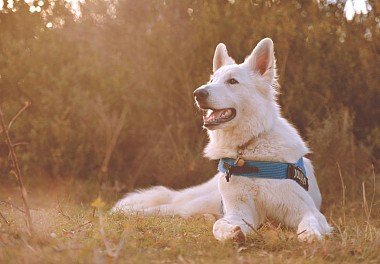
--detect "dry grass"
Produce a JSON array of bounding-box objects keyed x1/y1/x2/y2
[
  {"x1": 1, "y1": 2, "x2": 378, "y2": 263},
  {"x1": 0, "y1": 181, "x2": 379, "y2": 264}
]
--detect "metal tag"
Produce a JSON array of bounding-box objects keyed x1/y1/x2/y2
[
  {"x1": 225, "y1": 171, "x2": 231, "y2": 182},
  {"x1": 234, "y1": 157, "x2": 245, "y2": 167}
]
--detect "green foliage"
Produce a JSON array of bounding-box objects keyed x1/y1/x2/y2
[{"x1": 0, "y1": 1, "x2": 378, "y2": 196}]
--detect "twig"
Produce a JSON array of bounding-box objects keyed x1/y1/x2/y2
[
  {"x1": 0, "y1": 102, "x2": 33, "y2": 235},
  {"x1": 56, "y1": 202, "x2": 72, "y2": 221},
  {"x1": 76, "y1": 220, "x2": 92, "y2": 230},
  {"x1": 111, "y1": 229, "x2": 128, "y2": 262},
  {"x1": 92, "y1": 102, "x2": 129, "y2": 258},
  {"x1": 98, "y1": 209, "x2": 115, "y2": 257},
  {"x1": 97, "y1": 105, "x2": 128, "y2": 193},
  {"x1": 0, "y1": 200, "x2": 25, "y2": 213},
  {"x1": 297, "y1": 229, "x2": 307, "y2": 236},
  {"x1": 12, "y1": 142, "x2": 29, "y2": 148},
  {"x1": 367, "y1": 165, "x2": 376, "y2": 223},
  {"x1": 68, "y1": 220, "x2": 92, "y2": 233},
  {"x1": 336, "y1": 162, "x2": 346, "y2": 225},
  {"x1": 7, "y1": 101, "x2": 31, "y2": 131},
  {"x1": 96, "y1": 207, "x2": 128, "y2": 260},
  {"x1": 362, "y1": 182, "x2": 369, "y2": 221},
  {"x1": 330, "y1": 218, "x2": 347, "y2": 245},
  {"x1": 242, "y1": 218, "x2": 263, "y2": 239},
  {"x1": 94, "y1": 105, "x2": 128, "y2": 216},
  {"x1": 0, "y1": 211, "x2": 10, "y2": 225}
]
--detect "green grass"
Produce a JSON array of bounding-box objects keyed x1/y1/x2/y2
[{"x1": 0, "y1": 183, "x2": 379, "y2": 264}]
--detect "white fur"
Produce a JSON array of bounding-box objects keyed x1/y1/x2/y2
[{"x1": 111, "y1": 38, "x2": 332, "y2": 243}]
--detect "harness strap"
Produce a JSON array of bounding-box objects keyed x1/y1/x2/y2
[{"x1": 217, "y1": 157, "x2": 309, "y2": 190}]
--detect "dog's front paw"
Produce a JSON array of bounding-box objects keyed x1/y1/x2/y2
[
  {"x1": 297, "y1": 227, "x2": 322, "y2": 243},
  {"x1": 297, "y1": 214, "x2": 332, "y2": 243},
  {"x1": 213, "y1": 219, "x2": 246, "y2": 243}
]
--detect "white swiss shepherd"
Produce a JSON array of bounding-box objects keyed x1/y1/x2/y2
[{"x1": 112, "y1": 38, "x2": 332, "y2": 243}]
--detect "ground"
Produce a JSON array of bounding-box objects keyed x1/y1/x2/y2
[{"x1": 0, "y1": 181, "x2": 379, "y2": 264}]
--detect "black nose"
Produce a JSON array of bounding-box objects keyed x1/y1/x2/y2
[{"x1": 194, "y1": 88, "x2": 209, "y2": 100}]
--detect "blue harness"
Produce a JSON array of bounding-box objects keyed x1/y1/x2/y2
[{"x1": 217, "y1": 157, "x2": 309, "y2": 190}]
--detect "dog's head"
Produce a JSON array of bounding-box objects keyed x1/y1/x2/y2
[{"x1": 194, "y1": 38, "x2": 279, "y2": 135}]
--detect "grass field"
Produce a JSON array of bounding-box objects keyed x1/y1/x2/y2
[
  {"x1": 0, "y1": 180, "x2": 378, "y2": 264},
  {"x1": 1, "y1": 1, "x2": 379, "y2": 263}
]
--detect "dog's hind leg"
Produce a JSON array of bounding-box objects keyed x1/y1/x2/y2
[
  {"x1": 127, "y1": 191, "x2": 221, "y2": 220},
  {"x1": 171, "y1": 190, "x2": 221, "y2": 219},
  {"x1": 111, "y1": 175, "x2": 220, "y2": 217},
  {"x1": 110, "y1": 186, "x2": 176, "y2": 213}
]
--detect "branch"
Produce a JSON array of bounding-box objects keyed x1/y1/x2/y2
[
  {"x1": 0, "y1": 103, "x2": 33, "y2": 235},
  {"x1": 337, "y1": 162, "x2": 346, "y2": 225},
  {"x1": 242, "y1": 218, "x2": 263, "y2": 239},
  {"x1": 0, "y1": 211, "x2": 10, "y2": 225},
  {"x1": 7, "y1": 101, "x2": 31, "y2": 131},
  {"x1": 12, "y1": 141, "x2": 29, "y2": 148},
  {"x1": 97, "y1": 207, "x2": 127, "y2": 259},
  {"x1": 56, "y1": 202, "x2": 72, "y2": 221},
  {"x1": 97, "y1": 105, "x2": 128, "y2": 194},
  {"x1": 112, "y1": 228, "x2": 128, "y2": 261},
  {"x1": 98, "y1": 209, "x2": 115, "y2": 257},
  {"x1": 0, "y1": 200, "x2": 25, "y2": 213}
]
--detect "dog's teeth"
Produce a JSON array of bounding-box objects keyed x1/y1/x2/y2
[
  {"x1": 220, "y1": 109, "x2": 231, "y2": 119},
  {"x1": 203, "y1": 108, "x2": 234, "y2": 124}
]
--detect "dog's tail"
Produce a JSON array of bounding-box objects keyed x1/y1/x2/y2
[{"x1": 110, "y1": 186, "x2": 176, "y2": 213}]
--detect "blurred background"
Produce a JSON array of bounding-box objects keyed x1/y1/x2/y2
[{"x1": 0, "y1": 0, "x2": 378, "y2": 204}]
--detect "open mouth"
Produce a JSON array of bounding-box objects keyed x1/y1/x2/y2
[{"x1": 202, "y1": 108, "x2": 236, "y2": 128}]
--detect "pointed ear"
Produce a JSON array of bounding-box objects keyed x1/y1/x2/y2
[
  {"x1": 244, "y1": 38, "x2": 275, "y2": 81},
  {"x1": 213, "y1": 43, "x2": 235, "y2": 72}
]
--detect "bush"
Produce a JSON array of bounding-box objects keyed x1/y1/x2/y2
[{"x1": 0, "y1": 0, "x2": 378, "y2": 194}]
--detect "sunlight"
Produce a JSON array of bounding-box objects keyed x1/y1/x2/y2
[
  {"x1": 65, "y1": 0, "x2": 84, "y2": 17},
  {"x1": 7, "y1": 0, "x2": 13, "y2": 9},
  {"x1": 0, "y1": 0, "x2": 373, "y2": 21},
  {"x1": 0, "y1": 0, "x2": 378, "y2": 262},
  {"x1": 345, "y1": 0, "x2": 355, "y2": 20},
  {"x1": 0, "y1": 0, "x2": 83, "y2": 16},
  {"x1": 344, "y1": 0, "x2": 372, "y2": 20}
]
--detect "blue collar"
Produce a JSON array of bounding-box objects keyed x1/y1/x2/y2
[{"x1": 217, "y1": 157, "x2": 309, "y2": 190}]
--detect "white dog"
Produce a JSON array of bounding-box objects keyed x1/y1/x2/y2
[{"x1": 112, "y1": 38, "x2": 332, "y2": 243}]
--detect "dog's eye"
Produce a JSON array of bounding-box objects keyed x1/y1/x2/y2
[{"x1": 227, "y1": 78, "x2": 239, "y2": 85}]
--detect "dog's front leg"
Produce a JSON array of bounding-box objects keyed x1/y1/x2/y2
[
  {"x1": 213, "y1": 173, "x2": 262, "y2": 243},
  {"x1": 284, "y1": 184, "x2": 333, "y2": 242},
  {"x1": 262, "y1": 181, "x2": 333, "y2": 242}
]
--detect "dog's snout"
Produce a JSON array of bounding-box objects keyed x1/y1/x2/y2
[{"x1": 194, "y1": 88, "x2": 209, "y2": 100}]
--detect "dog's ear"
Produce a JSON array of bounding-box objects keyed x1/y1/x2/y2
[
  {"x1": 213, "y1": 43, "x2": 235, "y2": 72},
  {"x1": 244, "y1": 38, "x2": 275, "y2": 82}
]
